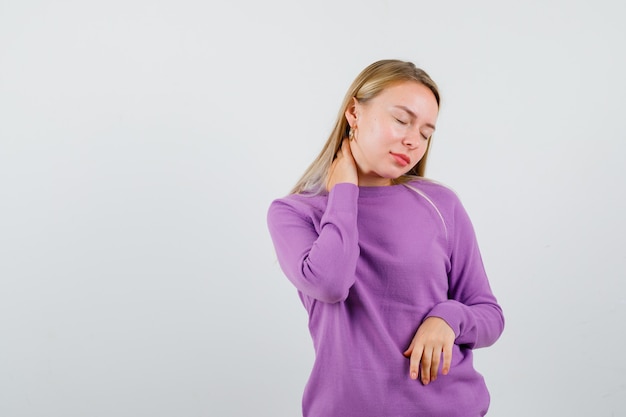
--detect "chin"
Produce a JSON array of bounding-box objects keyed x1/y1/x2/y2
[{"x1": 381, "y1": 169, "x2": 408, "y2": 179}]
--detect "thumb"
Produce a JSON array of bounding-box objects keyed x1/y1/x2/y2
[{"x1": 403, "y1": 345, "x2": 413, "y2": 358}]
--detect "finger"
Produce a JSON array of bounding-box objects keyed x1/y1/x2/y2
[
  {"x1": 442, "y1": 344, "x2": 453, "y2": 376},
  {"x1": 403, "y1": 346, "x2": 412, "y2": 358},
  {"x1": 409, "y1": 345, "x2": 423, "y2": 381},
  {"x1": 430, "y1": 349, "x2": 441, "y2": 382},
  {"x1": 343, "y1": 138, "x2": 355, "y2": 159},
  {"x1": 334, "y1": 139, "x2": 346, "y2": 157},
  {"x1": 325, "y1": 162, "x2": 337, "y2": 191},
  {"x1": 419, "y1": 347, "x2": 432, "y2": 385},
  {"x1": 403, "y1": 339, "x2": 415, "y2": 358}
]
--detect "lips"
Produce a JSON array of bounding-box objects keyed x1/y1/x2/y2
[{"x1": 390, "y1": 152, "x2": 410, "y2": 167}]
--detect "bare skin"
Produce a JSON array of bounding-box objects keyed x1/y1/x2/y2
[
  {"x1": 325, "y1": 139, "x2": 359, "y2": 191},
  {"x1": 403, "y1": 317, "x2": 456, "y2": 385},
  {"x1": 326, "y1": 137, "x2": 456, "y2": 385}
]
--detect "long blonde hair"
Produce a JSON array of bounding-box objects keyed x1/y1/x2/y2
[{"x1": 290, "y1": 59, "x2": 440, "y2": 195}]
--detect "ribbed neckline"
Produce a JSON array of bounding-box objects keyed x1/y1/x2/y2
[{"x1": 357, "y1": 183, "x2": 411, "y2": 198}]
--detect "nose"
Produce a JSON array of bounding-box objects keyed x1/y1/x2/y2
[{"x1": 402, "y1": 128, "x2": 424, "y2": 149}]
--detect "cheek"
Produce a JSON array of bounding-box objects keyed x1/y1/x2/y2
[
  {"x1": 411, "y1": 146, "x2": 428, "y2": 163},
  {"x1": 357, "y1": 121, "x2": 399, "y2": 154},
  {"x1": 364, "y1": 117, "x2": 395, "y2": 137},
  {"x1": 385, "y1": 123, "x2": 406, "y2": 141}
]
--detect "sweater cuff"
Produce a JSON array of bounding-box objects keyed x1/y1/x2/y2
[
  {"x1": 326, "y1": 183, "x2": 359, "y2": 213},
  {"x1": 425, "y1": 300, "x2": 466, "y2": 339}
]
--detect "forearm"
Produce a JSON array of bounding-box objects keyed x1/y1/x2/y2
[
  {"x1": 267, "y1": 184, "x2": 360, "y2": 303},
  {"x1": 426, "y1": 299, "x2": 504, "y2": 348}
]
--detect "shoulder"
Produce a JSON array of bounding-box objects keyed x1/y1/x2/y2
[
  {"x1": 404, "y1": 178, "x2": 474, "y2": 232},
  {"x1": 270, "y1": 190, "x2": 328, "y2": 208},
  {"x1": 405, "y1": 178, "x2": 462, "y2": 207},
  {"x1": 267, "y1": 191, "x2": 328, "y2": 220}
]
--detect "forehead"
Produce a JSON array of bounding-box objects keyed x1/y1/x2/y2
[
  {"x1": 364, "y1": 81, "x2": 439, "y2": 122},
  {"x1": 376, "y1": 81, "x2": 437, "y2": 107}
]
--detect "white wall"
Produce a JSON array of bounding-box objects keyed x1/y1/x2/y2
[{"x1": 1, "y1": 0, "x2": 624, "y2": 416}]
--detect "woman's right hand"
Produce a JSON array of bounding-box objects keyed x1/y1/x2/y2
[{"x1": 326, "y1": 138, "x2": 358, "y2": 191}]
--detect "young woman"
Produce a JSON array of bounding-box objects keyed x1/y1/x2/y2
[{"x1": 267, "y1": 59, "x2": 504, "y2": 417}]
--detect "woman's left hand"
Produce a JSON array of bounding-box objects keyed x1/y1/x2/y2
[{"x1": 403, "y1": 317, "x2": 456, "y2": 385}]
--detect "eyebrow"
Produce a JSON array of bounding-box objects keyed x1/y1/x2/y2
[{"x1": 394, "y1": 105, "x2": 436, "y2": 131}]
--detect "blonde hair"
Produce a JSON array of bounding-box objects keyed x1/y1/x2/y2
[{"x1": 290, "y1": 59, "x2": 440, "y2": 195}]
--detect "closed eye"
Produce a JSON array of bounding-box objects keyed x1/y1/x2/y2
[{"x1": 394, "y1": 117, "x2": 408, "y2": 125}]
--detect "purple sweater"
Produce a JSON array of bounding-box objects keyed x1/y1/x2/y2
[{"x1": 267, "y1": 180, "x2": 504, "y2": 417}]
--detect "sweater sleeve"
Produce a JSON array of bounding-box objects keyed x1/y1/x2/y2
[
  {"x1": 426, "y1": 198, "x2": 505, "y2": 349},
  {"x1": 266, "y1": 183, "x2": 360, "y2": 303}
]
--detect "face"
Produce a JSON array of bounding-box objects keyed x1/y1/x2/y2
[{"x1": 345, "y1": 81, "x2": 439, "y2": 186}]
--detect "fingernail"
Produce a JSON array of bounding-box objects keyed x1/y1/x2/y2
[{"x1": 411, "y1": 372, "x2": 417, "y2": 380}]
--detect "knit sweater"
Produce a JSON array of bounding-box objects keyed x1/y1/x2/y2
[{"x1": 266, "y1": 180, "x2": 504, "y2": 417}]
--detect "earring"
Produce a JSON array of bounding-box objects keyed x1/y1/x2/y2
[{"x1": 349, "y1": 126, "x2": 356, "y2": 141}]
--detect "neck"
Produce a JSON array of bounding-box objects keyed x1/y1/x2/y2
[{"x1": 357, "y1": 171, "x2": 394, "y2": 187}]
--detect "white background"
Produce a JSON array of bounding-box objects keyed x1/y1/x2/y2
[{"x1": 1, "y1": 0, "x2": 625, "y2": 416}]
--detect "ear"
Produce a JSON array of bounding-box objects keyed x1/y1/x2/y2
[{"x1": 344, "y1": 97, "x2": 359, "y2": 127}]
